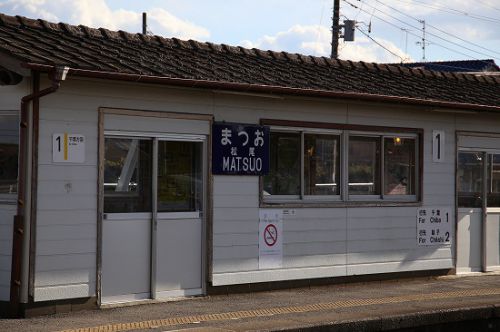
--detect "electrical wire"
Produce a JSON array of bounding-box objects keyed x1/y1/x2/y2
[
  {"x1": 345, "y1": 0, "x2": 500, "y2": 61},
  {"x1": 395, "y1": 0, "x2": 500, "y2": 24},
  {"x1": 356, "y1": 27, "x2": 404, "y2": 62},
  {"x1": 344, "y1": 0, "x2": 495, "y2": 62},
  {"x1": 475, "y1": 0, "x2": 500, "y2": 13},
  {"x1": 367, "y1": 0, "x2": 500, "y2": 57}
]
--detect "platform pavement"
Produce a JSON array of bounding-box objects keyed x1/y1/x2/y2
[{"x1": 2, "y1": 273, "x2": 500, "y2": 331}]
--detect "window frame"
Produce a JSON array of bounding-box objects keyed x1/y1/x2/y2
[
  {"x1": 0, "y1": 110, "x2": 19, "y2": 203},
  {"x1": 260, "y1": 119, "x2": 422, "y2": 206}
]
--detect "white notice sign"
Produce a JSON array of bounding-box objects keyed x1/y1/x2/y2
[
  {"x1": 259, "y1": 209, "x2": 283, "y2": 269},
  {"x1": 417, "y1": 207, "x2": 452, "y2": 246},
  {"x1": 52, "y1": 133, "x2": 85, "y2": 163}
]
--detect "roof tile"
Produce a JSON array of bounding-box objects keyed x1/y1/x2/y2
[{"x1": 0, "y1": 13, "x2": 497, "y2": 109}]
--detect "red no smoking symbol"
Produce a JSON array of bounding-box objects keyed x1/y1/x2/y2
[{"x1": 264, "y1": 224, "x2": 278, "y2": 246}]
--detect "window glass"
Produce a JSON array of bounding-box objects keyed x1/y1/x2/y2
[
  {"x1": 348, "y1": 136, "x2": 381, "y2": 195},
  {"x1": 457, "y1": 152, "x2": 483, "y2": 208},
  {"x1": 158, "y1": 141, "x2": 202, "y2": 212},
  {"x1": 263, "y1": 132, "x2": 300, "y2": 196},
  {"x1": 304, "y1": 134, "x2": 340, "y2": 195},
  {"x1": 104, "y1": 137, "x2": 152, "y2": 213},
  {"x1": 384, "y1": 137, "x2": 416, "y2": 195},
  {"x1": 488, "y1": 154, "x2": 500, "y2": 208},
  {"x1": 0, "y1": 112, "x2": 19, "y2": 195}
]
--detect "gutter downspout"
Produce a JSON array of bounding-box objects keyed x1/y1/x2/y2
[{"x1": 10, "y1": 66, "x2": 69, "y2": 318}]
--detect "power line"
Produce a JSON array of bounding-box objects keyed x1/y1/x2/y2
[
  {"x1": 395, "y1": 0, "x2": 500, "y2": 24},
  {"x1": 475, "y1": 0, "x2": 500, "y2": 13},
  {"x1": 368, "y1": 0, "x2": 500, "y2": 57},
  {"x1": 356, "y1": 27, "x2": 404, "y2": 62},
  {"x1": 347, "y1": 0, "x2": 500, "y2": 61},
  {"x1": 343, "y1": 0, "x2": 496, "y2": 62}
]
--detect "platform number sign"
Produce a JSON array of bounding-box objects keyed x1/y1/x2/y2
[
  {"x1": 52, "y1": 133, "x2": 85, "y2": 163},
  {"x1": 433, "y1": 130, "x2": 445, "y2": 163},
  {"x1": 417, "y1": 207, "x2": 452, "y2": 246}
]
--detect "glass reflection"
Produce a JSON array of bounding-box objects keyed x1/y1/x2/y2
[
  {"x1": 458, "y1": 152, "x2": 483, "y2": 208},
  {"x1": 349, "y1": 136, "x2": 381, "y2": 195},
  {"x1": 157, "y1": 141, "x2": 202, "y2": 212},
  {"x1": 304, "y1": 134, "x2": 340, "y2": 195},
  {"x1": 384, "y1": 137, "x2": 416, "y2": 195},
  {"x1": 263, "y1": 132, "x2": 300, "y2": 195},
  {"x1": 104, "y1": 138, "x2": 152, "y2": 213},
  {"x1": 488, "y1": 154, "x2": 500, "y2": 208}
]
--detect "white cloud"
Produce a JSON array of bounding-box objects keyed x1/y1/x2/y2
[
  {"x1": 240, "y1": 24, "x2": 411, "y2": 63},
  {"x1": 0, "y1": 0, "x2": 210, "y2": 40},
  {"x1": 149, "y1": 8, "x2": 209, "y2": 40}
]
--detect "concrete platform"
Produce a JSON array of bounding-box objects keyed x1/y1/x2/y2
[{"x1": 2, "y1": 273, "x2": 500, "y2": 331}]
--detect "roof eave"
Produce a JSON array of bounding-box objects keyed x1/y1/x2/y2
[{"x1": 23, "y1": 62, "x2": 500, "y2": 113}]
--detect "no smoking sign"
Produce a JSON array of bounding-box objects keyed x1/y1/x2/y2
[
  {"x1": 264, "y1": 224, "x2": 278, "y2": 246},
  {"x1": 259, "y1": 210, "x2": 283, "y2": 269}
]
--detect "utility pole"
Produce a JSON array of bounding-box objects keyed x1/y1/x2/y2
[
  {"x1": 142, "y1": 12, "x2": 147, "y2": 35},
  {"x1": 331, "y1": 0, "x2": 340, "y2": 59}
]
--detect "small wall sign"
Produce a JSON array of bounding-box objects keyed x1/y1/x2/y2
[
  {"x1": 432, "y1": 130, "x2": 445, "y2": 163},
  {"x1": 259, "y1": 209, "x2": 283, "y2": 269},
  {"x1": 52, "y1": 133, "x2": 85, "y2": 163},
  {"x1": 212, "y1": 122, "x2": 270, "y2": 175},
  {"x1": 417, "y1": 207, "x2": 452, "y2": 246}
]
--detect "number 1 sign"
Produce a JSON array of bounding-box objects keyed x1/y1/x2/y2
[
  {"x1": 52, "y1": 133, "x2": 85, "y2": 163},
  {"x1": 433, "y1": 130, "x2": 445, "y2": 163}
]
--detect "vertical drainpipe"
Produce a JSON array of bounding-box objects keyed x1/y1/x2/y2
[{"x1": 9, "y1": 66, "x2": 69, "y2": 318}]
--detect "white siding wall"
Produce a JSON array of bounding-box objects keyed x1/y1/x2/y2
[
  {"x1": 211, "y1": 97, "x2": 460, "y2": 285},
  {"x1": 0, "y1": 80, "x2": 27, "y2": 301},
  {"x1": 33, "y1": 77, "x2": 500, "y2": 297},
  {"x1": 34, "y1": 79, "x2": 215, "y2": 301}
]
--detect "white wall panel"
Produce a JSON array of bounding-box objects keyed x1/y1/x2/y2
[{"x1": 0, "y1": 79, "x2": 27, "y2": 109}]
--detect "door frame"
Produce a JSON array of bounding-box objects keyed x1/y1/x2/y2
[
  {"x1": 456, "y1": 131, "x2": 500, "y2": 273},
  {"x1": 97, "y1": 107, "x2": 213, "y2": 306}
]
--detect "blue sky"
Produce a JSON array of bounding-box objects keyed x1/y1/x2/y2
[{"x1": 0, "y1": 0, "x2": 499, "y2": 64}]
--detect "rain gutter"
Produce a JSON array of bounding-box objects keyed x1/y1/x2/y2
[{"x1": 10, "y1": 66, "x2": 69, "y2": 317}]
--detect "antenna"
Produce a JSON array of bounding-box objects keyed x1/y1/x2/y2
[{"x1": 416, "y1": 20, "x2": 428, "y2": 61}]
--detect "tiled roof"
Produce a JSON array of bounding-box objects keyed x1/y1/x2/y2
[
  {"x1": 0, "y1": 13, "x2": 499, "y2": 110},
  {"x1": 401, "y1": 60, "x2": 500, "y2": 73}
]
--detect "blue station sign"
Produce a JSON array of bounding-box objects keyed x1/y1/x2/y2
[{"x1": 212, "y1": 122, "x2": 270, "y2": 175}]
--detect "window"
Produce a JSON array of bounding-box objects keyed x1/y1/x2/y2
[
  {"x1": 384, "y1": 137, "x2": 416, "y2": 196},
  {"x1": 487, "y1": 154, "x2": 500, "y2": 208},
  {"x1": 348, "y1": 136, "x2": 380, "y2": 196},
  {"x1": 0, "y1": 111, "x2": 19, "y2": 197},
  {"x1": 104, "y1": 137, "x2": 153, "y2": 213},
  {"x1": 157, "y1": 141, "x2": 202, "y2": 212},
  {"x1": 263, "y1": 132, "x2": 301, "y2": 196},
  {"x1": 304, "y1": 134, "x2": 340, "y2": 196},
  {"x1": 262, "y1": 123, "x2": 419, "y2": 204},
  {"x1": 457, "y1": 152, "x2": 483, "y2": 208}
]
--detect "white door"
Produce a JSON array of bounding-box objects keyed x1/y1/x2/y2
[
  {"x1": 155, "y1": 139, "x2": 204, "y2": 298},
  {"x1": 102, "y1": 137, "x2": 153, "y2": 303},
  {"x1": 101, "y1": 135, "x2": 205, "y2": 304},
  {"x1": 457, "y1": 150, "x2": 500, "y2": 273},
  {"x1": 485, "y1": 153, "x2": 500, "y2": 271}
]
